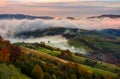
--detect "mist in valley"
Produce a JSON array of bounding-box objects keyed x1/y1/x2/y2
[{"x1": 0, "y1": 17, "x2": 120, "y2": 55}]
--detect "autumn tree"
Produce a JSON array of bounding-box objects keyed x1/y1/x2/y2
[
  {"x1": 10, "y1": 45, "x2": 21, "y2": 63},
  {"x1": 0, "y1": 47, "x2": 10, "y2": 62},
  {"x1": 59, "y1": 50, "x2": 72, "y2": 60}
]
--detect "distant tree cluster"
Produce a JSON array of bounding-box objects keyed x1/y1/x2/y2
[{"x1": 27, "y1": 42, "x2": 61, "y2": 51}]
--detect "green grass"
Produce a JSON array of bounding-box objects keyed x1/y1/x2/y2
[
  {"x1": 72, "y1": 54, "x2": 120, "y2": 74},
  {"x1": 37, "y1": 47, "x2": 61, "y2": 56},
  {"x1": 93, "y1": 68, "x2": 118, "y2": 78},
  {"x1": 94, "y1": 41, "x2": 120, "y2": 52},
  {"x1": 0, "y1": 63, "x2": 31, "y2": 79},
  {"x1": 81, "y1": 64, "x2": 118, "y2": 79},
  {"x1": 72, "y1": 55, "x2": 87, "y2": 64},
  {"x1": 68, "y1": 39, "x2": 93, "y2": 52},
  {"x1": 94, "y1": 61, "x2": 119, "y2": 73}
]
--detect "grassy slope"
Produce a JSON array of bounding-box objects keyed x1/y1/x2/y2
[
  {"x1": 68, "y1": 35, "x2": 120, "y2": 64},
  {"x1": 17, "y1": 42, "x2": 120, "y2": 73},
  {"x1": 68, "y1": 39, "x2": 93, "y2": 52},
  {"x1": 30, "y1": 42, "x2": 119, "y2": 73},
  {"x1": 73, "y1": 55, "x2": 120, "y2": 73},
  {"x1": 37, "y1": 47, "x2": 61, "y2": 56},
  {"x1": 93, "y1": 41, "x2": 120, "y2": 53},
  {"x1": 20, "y1": 46, "x2": 68, "y2": 64},
  {"x1": 19, "y1": 46, "x2": 119, "y2": 79},
  {"x1": 38, "y1": 46, "x2": 120, "y2": 74}
]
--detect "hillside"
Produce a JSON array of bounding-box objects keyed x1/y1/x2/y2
[
  {"x1": 0, "y1": 35, "x2": 120, "y2": 79},
  {"x1": 87, "y1": 14, "x2": 120, "y2": 19},
  {"x1": 15, "y1": 27, "x2": 120, "y2": 65},
  {"x1": 16, "y1": 42, "x2": 120, "y2": 73},
  {"x1": 19, "y1": 46, "x2": 120, "y2": 79}
]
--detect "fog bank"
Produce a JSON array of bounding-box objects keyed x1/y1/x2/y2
[{"x1": 0, "y1": 18, "x2": 120, "y2": 39}]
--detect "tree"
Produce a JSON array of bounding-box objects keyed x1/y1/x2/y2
[
  {"x1": 74, "y1": 63, "x2": 93, "y2": 79},
  {"x1": 10, "y1": 45, "x2": 21, "y2": 63},
  {"x1": 31, "y1": 64, "x2": 44, "y2": 79},
  {"x1": 59, "y1": 50, "x2": 73, "y2": 60},
  {"x1": 0, "y1": 36, "x2": 3, "y2": 40},
  {"x1": 0, "y1": 47, "x2": 10, "y2": 62}
]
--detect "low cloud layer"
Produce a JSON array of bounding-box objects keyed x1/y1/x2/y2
[{"x1": 0, "y1": 18, "x2": 120, "y2": 39}]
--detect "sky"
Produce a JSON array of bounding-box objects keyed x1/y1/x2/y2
[
  {"x1": 0, "y1": 0, "x2": 120, "y2": 17},
  {"x1": 7, "y1": 0, "x2": 120, "y2": 2}
]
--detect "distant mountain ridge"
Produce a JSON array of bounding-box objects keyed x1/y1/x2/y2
[
  {"x1": 0, "y1": 14, "x2": 120, "y2": 20},
  {"x1": 0, "y1": 14, "x2": 54, "y2": 20},
  {"x1": 88, "y1": 14, "x2": 120, "y2": 19},
  {"x1": 15, "y1": 27, "x2": 120, "y2": 38}
]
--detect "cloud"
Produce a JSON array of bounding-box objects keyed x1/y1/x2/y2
[
  {"x1": 0, "y1": 17, "x2": 119, "y2": 55},
  {"x1": 7, "y1": 35, "x2": 88, "y2": 55},
  {"x1": 0, "y1": 17, "x2": 120, "y2": 39},
  {"x1": 6, "y1": 0, "x2": 120, "y2": 2},
  {"x1": 8, "y1": 0, "x2": 78, "y2": 2}
]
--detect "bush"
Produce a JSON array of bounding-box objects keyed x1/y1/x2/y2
[
  {"x1": 31, "y1": 64, "x2": 44, "y2": 79},
  {"x1": 85, "y1": 59, "x2": 97, "y2": 67}
]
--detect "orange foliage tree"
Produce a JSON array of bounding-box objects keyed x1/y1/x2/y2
[{"x1": 0, "y1": 47, "x2": 10, "y2": 62}]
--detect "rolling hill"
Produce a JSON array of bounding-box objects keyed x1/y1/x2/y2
[
  {"x1": 15, "y1": 27, "x2": 120, "y2": 65},
  {"x1": 0, "y1": 35, "x2": 120, "y2": 79}
]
